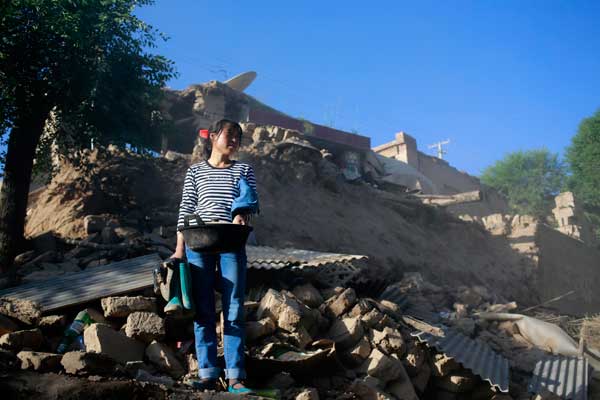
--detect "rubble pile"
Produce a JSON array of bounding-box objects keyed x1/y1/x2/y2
[
  {"x1": 24, "y1": 128, "x2": 540, "y2": 304},
  {"x1": 2, "y1": 266, "x2": 589, "y2": 399}
]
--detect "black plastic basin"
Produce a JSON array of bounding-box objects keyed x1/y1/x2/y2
[{"x1": 181, "y1": 222, "x2": 253, "y2": 254}]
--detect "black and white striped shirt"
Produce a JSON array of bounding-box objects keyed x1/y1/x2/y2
[{"x1": 176, "y1": 160, "x2": 258, "y2": 231}]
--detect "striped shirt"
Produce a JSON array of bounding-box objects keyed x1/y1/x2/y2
[{"x1": 176, "y1": 160, "x2": 258, "y2": 231}]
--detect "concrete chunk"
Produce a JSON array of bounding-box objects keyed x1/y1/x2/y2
[
  {"x1": 292, "y1": 283, "x2": 324, "y2": 308},
  {"x1": 246, "y1": 318, "x2": 276, "y2": 343},
  {"x1": 0, "y1": 297, "x2": 42, "y2": 325},
  {"x1": 100, "y1": 296, "x2": 157, "y2": 318},
  {"x1": 345, "y1": 337, "x2": 372, "y2": 366},
  {"x1": 295, "y1": 387, "x2": 320, "y2": 400},
  {"x1": 18, "y1": 351, "x2": 62, "y2": 372},
  {"x1": 146, "y1": 340, "x2": 185, "y2": 378},
  {"x1": 327, "y1": 317, "x2": 364, "y2": 350},
  {"x1": 0, "y1": 314, "x2": 19, "y2": 336},
  {"x1": 257, "y1": 289, "x2": 317, "y2": 334},
  {"x1": 323, "y1": 288, "x2": 357, "y2": 318},
  {"x1": 361, "y1": 348, "x2": 404, "y2": 383},
  {"x1": 387, "y1": 372, "x2": 419, "y2": 400},
  {"x1": 371, "y1": 327, "x2": 406, "y2": 356},
  {"x1": 0, "y1": 328, "x2": 43, "y2": 351},
  {"x1": 434, "y1": 370, "x2": 477, "y2": 393},
  {"x1": 431, "y1": 354, "x2": 460, "y2": 377},
  {"x1": 84, "y1": 323, "x2": 144, "y2": 364},
  {"x1": 61, "y1": 350, "x2": 116, "y2": 375},
  {"x1": 38, "y1": 314, "x2": 67, "y2": 335},
  {"x1": 125, "y1": 312, "x2": 165, "y2": 343}
]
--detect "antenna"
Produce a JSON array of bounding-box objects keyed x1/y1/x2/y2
[{"x1": 428, "y1": 139, "x2": 450, "y2": 159}]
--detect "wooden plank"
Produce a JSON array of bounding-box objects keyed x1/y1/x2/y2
[{"x1": 0, "y1": 253, "x2": 161, "y2": 312}]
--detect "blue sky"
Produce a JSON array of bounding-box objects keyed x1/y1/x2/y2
[
  {"x1": 3, "y1": 1, "x2": 599, "y2": 178},
  {"x1": 133, "y1": 0, "x2": 600, "y2": 175}
]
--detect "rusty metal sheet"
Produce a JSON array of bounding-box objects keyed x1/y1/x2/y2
[
  {"x1": 528, "y1": 355, "x2": 589, "y2": 400},
  {"x1": 412, "y1": 327, "x2": 510, "y2": 393}
]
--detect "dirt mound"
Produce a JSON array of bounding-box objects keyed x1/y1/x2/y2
[
  {"x1": 26, "y1": 146, "x2": 187, "y2": 239},
  {"x1": 24, "y1": 139, "x2": 536, "y2": 305}
]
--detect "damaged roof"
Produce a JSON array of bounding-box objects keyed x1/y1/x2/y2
[
  {"x1": 411, "y1": 326, "x2": 510, "y2": 393},
  {"x1": 246, "y1": 245, "x2": 367, "y2": 270},
  {"x1": 528, "y1": 355, "x2": 589, "y2": 400}
]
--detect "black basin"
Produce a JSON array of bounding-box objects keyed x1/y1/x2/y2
[{"x1": 181, "y1": 222, "x2": 253, "y2": 254}]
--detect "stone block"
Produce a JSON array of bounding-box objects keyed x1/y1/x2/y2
[
  {"x1": 434, "y1": 370, "x2": 477, "y2": 393},
  {"x1": 257, "y1": 289, "x2": 317, "y2": 334},
  {"x1": 0, "y1": 314, "x2": 19, "y2": 336},
  {"x1": 362, "y1": 308, "x2": 385, "y2": 328},
  {"x1": 0, "y1": 297, "x2": 42, "y2": 325},
  {"x1": 100, "y1": 296, "x2": 157, "y2": 318},
  {"x1": 83, "y1": 323, "x2": 145, "y2": 364},
  {"x1": 386, "y1": 368, "x2": 419, "y2": 400},
  {"x1": 431, "y1": 354, "x2": 460, "y2": 377},
  {"x1": 125, "y1": 312, "x2": 165, "y2": 343},
  {"x1": 0, "y1": 328, "x2": 43, "y2": 351},
  {"x1": 403, "y1": 343, "x2": 426, "y2": 375},
  {"x1": 38, "y1": 315, "x2": 67, "y2": 336},
  {"x1": 345, "y1": 337, "x2": 372, "y2": 366},
  {"x1": 246, "y1": 318, "x2": 276, "y2": 343},
  {"x1": 372, "y1": 327, "x2": 406, "y2": 356},
  {"x1": 295, "y1": 387, "x2": 320, "y2": 400},
  {"x1": 327, "y1": 316, "x2": 364, "y2": 350},
  {"x1": 18, "y1": 351, "x2": 63, "y2": 372},
  {"x1": 361, "y1": 348, "x2": 404, "y2": 383},
  {"x1": 411, "y1": 362, "x2": 431, "y2": 392},
  {"x1": 145, "y1": 340, "x2": 185, "y2": 378},
  {"x1": 61, "y1": 350, "x2": 116, "y2": 375},
  {"x1": 292, "y1": 283, "x2": 324, "y2": 308},
  {"x1": 322, "y1": 288, "x2": 357, "y2": 318}
]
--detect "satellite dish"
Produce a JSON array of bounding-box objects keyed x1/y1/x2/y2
[{"x1": 224, "y1": 71, "x2": 257, "y2": 92}]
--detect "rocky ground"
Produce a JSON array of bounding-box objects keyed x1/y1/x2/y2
[{"x1": 1, "y1": 269, "x2": 557, "y2": 400}]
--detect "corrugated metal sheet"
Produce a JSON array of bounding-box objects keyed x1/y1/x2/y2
[
  {"x1": 0, "y1": 253, "x2": 162, "y2": 312},
  {"x1": 412, "y1": 327, "x2": 510, "y2": 393},
  {"x1": 528, "y1": 355, "x2": 589, "y2": 400},
  {"x1": 379, "y1": 285, "x2": 441, "y2": 323},
  {"x1": 246, "y1": 245, "x2": 367, "y2": 270}
]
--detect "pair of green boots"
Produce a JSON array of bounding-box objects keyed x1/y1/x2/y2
[{"x1": 163, "y1": 259, "x2": 194, "y2": 316}]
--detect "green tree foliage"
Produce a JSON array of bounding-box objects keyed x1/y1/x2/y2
[
  {"x1": 566, "y1": 109, "x2": 600, "y2": 208},
  {"x1": 480, "y1": 149, "x2": 567, "y2": 218},
  {"x1": 0, "y1": 0, "x2": 176, "y2": 273}
]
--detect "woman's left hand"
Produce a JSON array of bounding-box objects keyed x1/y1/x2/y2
[{"x1": 232, "y1": 214, "x2": 249, "y2": 225}]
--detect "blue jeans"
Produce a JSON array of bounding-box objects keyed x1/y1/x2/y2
[{"x1": 185, "y1": 247, "x2": 247, "y2": 380}]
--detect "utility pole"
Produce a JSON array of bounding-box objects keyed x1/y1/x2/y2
[{"x1": 428, "y1": 139, "x2": 450, "y2": 159}]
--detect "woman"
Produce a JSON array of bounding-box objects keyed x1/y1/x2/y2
[{"x1": 171, "y1": 119, "x2": 257, "y2": 393}]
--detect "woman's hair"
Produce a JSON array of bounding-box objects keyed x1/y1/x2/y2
[{"x1": 200, "y1": 119, "x2": 243, "y2": 160}]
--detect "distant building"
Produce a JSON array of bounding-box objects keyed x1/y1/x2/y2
[{"x1": 373, "y1": 131, "x2": 480, "y2": 195}]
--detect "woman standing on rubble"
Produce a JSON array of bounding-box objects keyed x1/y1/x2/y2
[{"x1": 171, "y1": 119, "x2": 258, "y2": 394}]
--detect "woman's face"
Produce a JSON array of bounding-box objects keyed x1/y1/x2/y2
[{"x1": 211, "y1": 125, "x2": 241, "y2": 157}]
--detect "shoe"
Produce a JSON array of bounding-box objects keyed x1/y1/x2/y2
[{"x1": 228, "y1": 380, "x2": 254, "y2": 394}]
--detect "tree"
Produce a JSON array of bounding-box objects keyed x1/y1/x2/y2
[
  {"x1": 566, "y1": 109, "x2": 600, "y2": 208},
  {"x1": 480, "y1": 149, "x2": 567, "y2": 218},
  {"x1": 0, "y1": 0, "x2": 176, "y2": 273}
]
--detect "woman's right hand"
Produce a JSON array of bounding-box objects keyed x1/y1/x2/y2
[
  {"x1": 170, "y1": 249, "x2": 184, "y2": 260},
  {"x1": 171, "y1": 232, "x2": 185, "y2": 260}
]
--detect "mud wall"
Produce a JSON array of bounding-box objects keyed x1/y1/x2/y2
[{"x1": 536, "y1": 223, "x2": 600, "y2": 315}]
